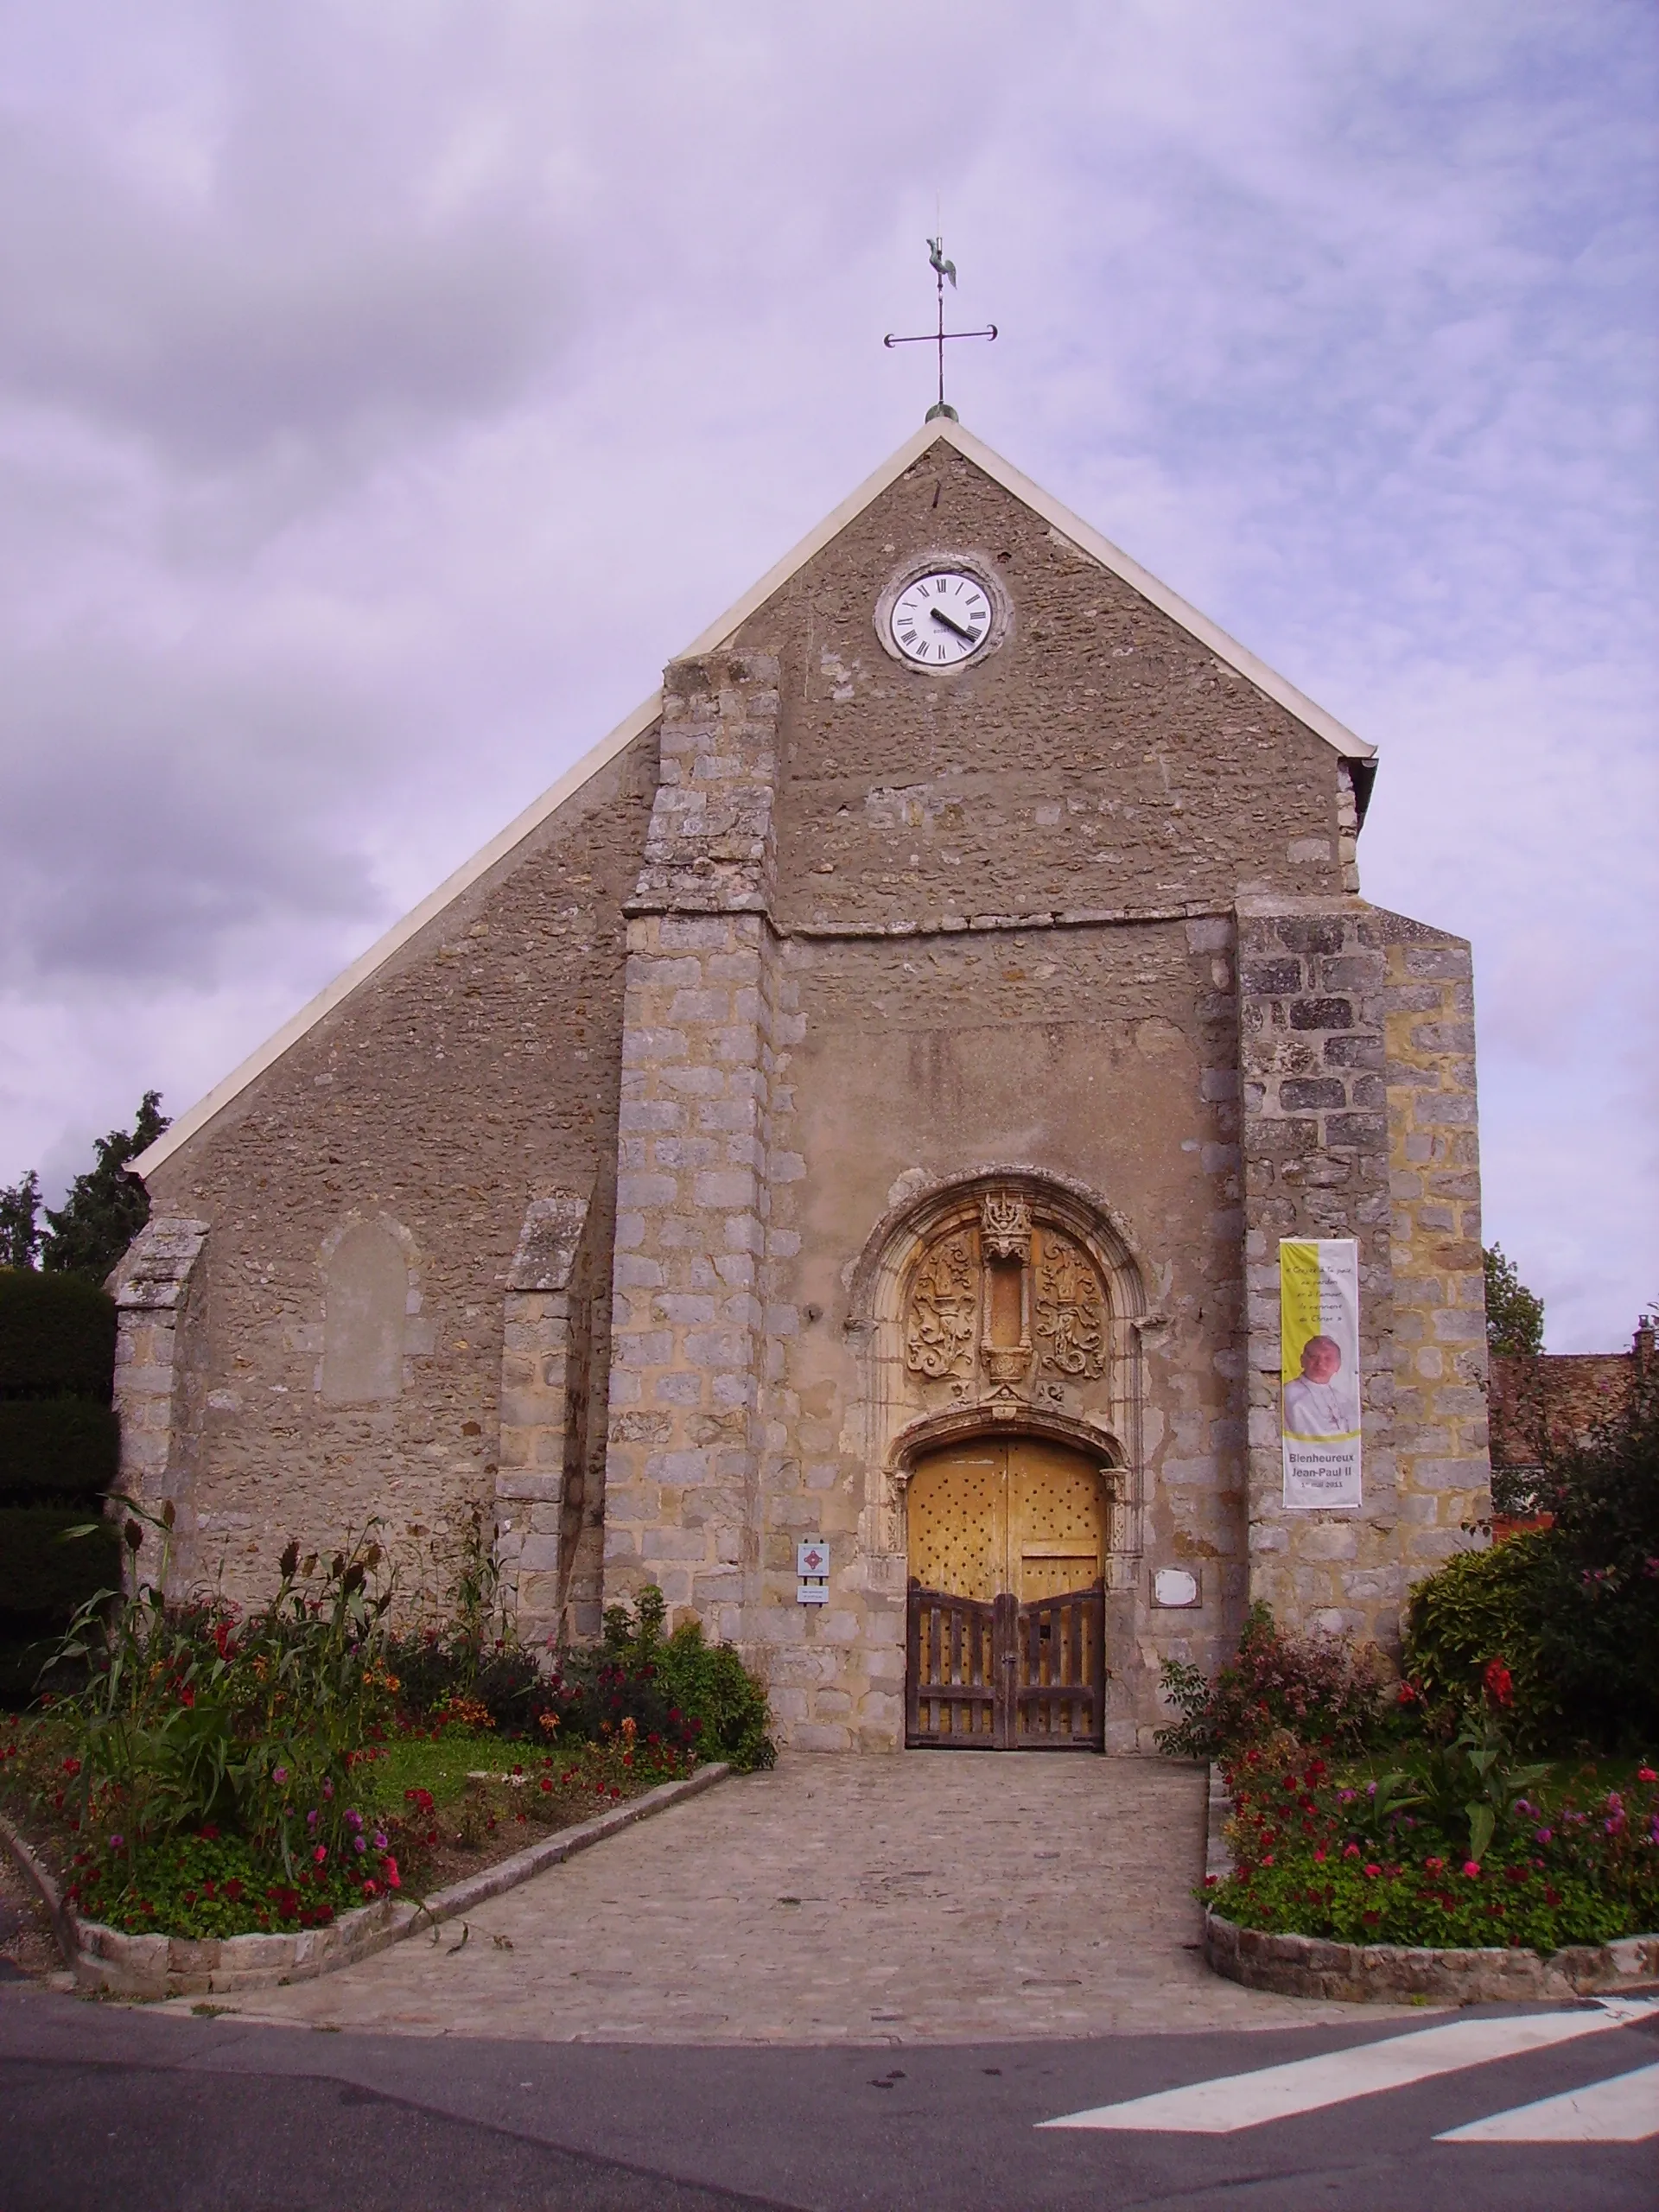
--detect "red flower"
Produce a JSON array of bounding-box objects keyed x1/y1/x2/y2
[
  {"x1": 1637, "y1": 1769, "x2": 1656, "y2": 1784},
  {"x1": 1363, "y1": 1865, "x2": 1381, "y2": 1878},
  {"x1": 1483, "y1": 1657, "x2": 1513, "y2": 1708}
]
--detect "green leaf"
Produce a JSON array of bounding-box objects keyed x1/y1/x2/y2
[{"x1": 1467, "y1": 1804, "x2": 1495, "y2": 1862}]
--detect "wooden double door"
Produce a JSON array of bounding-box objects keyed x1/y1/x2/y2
[{"x1": 904, "y1": 1436, "x2": 1108, "y2": 1751}]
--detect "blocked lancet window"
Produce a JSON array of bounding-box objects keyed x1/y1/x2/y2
[{"x1": 321, "y1": 1222, "x2": 409, "y2": 1404}]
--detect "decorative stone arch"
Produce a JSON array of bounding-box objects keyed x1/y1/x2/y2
[{"x1": 845, "y1": 1166, "x2": 1155, "y2": 1594}]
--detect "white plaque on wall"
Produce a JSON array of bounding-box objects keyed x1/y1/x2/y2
[{"x1": 1152, "y1": 1567, "x2": 1200, "y2": 1609}]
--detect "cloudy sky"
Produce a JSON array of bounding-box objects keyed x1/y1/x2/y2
[{"x1": 0, "y1": 2, "x2": 1653, "y2": 1349}]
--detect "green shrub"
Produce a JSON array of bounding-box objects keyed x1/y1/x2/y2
[
  {"x1": 1406, "y1": 1370, "x2": 1659, "y2": 1751},
  {"x1": 563, "y1": 1585, "x2": 776, "y2": 1771},
  {"x1": 0, "y1": 1399, "x2": 120, "y2": 1499},
  {"x1": 0, "y1": 1270, "x2": 116, "y2": 1402},
  {"x1": 1156, "y1": 1602, "x2": 1390, "y2": 1762},
  {"x1": 0, "y1": 1505, "x2": 121, "y2": 1621},
  {"x1": 1405, "y1": 1533, "x2": 1561, "y2": 1734}
]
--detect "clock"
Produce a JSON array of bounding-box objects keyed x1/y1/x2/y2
[{"x1": 887, "y1": 568, "x2": 995, "y2": 667}]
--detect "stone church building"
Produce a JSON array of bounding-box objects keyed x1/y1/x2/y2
[{"x1": 113, "y1": 420, "x2": 1491, "y2": 1753}]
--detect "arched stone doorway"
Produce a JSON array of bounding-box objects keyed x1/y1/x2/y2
[{"x1": 905, "y1": 1432, "x2": 1109, "y2": 1751}]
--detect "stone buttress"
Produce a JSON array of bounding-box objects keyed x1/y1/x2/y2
[{"x1": 600, "y1": 652, "x2": 791, "y2": 1651}]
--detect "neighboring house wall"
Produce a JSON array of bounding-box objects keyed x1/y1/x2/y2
[{"x1": 1489, "y1": 1324, "x2": 1652, "y2": 1471}]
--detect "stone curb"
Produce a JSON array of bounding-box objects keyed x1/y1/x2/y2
[
  {"x1": 1204, "y1": 1910, "x2": 1659, "y2": 2005},
  {"x1": 1, "y1": 1763, "x2": 731, "y2": 2001}
]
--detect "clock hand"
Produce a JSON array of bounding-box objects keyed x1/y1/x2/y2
[{"x1": 929, "y1": 606, "x2": 980, "y2": 643}]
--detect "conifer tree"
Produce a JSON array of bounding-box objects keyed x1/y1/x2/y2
[
  {"x1": 0, "y1": 1168, "x2": 41, "y2": 1269},
  {"x1": 40, "y1": 1092, "x2": 169, "y2": 1283}
]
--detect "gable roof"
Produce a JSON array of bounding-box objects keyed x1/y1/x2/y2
[{"x1": 136, "y1": 416, "x2": 1373, "y2": 1181}]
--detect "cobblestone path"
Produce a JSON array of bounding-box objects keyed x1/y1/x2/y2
[{"x1": 220, "y1": 1755, "x2": 1395, "y2": 2044}]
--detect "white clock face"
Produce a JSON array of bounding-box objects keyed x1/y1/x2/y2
[{"x1": 889, "y1": 569, "x2": 993, "y2": 667}]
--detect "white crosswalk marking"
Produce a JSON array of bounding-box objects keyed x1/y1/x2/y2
[
  {"x1": 1436, "y1": 2058, "x2": 1659, "y2": 2142},
  {"x1": 1039, "y1": 2010, "x2": 1630, "y2": 2133}
]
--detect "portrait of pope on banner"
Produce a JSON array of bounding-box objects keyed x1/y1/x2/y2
[{"x1": 1281, "y1": 1332, "x2": 1359, "y2": 1441}]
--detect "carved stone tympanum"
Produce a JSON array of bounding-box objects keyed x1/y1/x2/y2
[{"x1": 904, "y1": 1199, "x2": 1109, "y2": 1401}]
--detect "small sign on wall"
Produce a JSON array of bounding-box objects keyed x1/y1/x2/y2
[
  {"x1": 798, "y1": 1537, "x2": 829, "y2": 1605},
  {"x1": 1152, "y1": 1567, "x2": 1200, "y2": 1609}
]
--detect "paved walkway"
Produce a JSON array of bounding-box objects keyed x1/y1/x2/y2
[{"x1": 217, "y1": 1755, "x2": 1403, "y2": 2044}]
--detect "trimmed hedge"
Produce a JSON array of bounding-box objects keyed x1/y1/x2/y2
[
  {"x1": 0, "y1": 1398, "x2": 121, "y2": 1499},
  {"x1": 0, "y1": 1504, "x2": 121, "y2": 1620},
  {"x1": 0, "y1": 1268, "x2": 116, "y2": 1402}
]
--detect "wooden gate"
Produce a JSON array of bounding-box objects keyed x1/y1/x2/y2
[{"x1": 905, "y1": 1579, "x2": 1106, "y2": 1750}]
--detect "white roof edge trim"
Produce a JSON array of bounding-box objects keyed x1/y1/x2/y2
[{"x1": 137, "y1": 413, "x2": 1371, "y2": 1182}]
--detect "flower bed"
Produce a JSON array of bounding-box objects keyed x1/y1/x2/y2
[
  {"x1": 0, "y1": 1508, "x2": 766, "y2": 1953},
  {"x1": 1205, "y1": 1739, "x2": 1659, "y2": 1955},
  {"x1": 0, "y1": 1721, "x2": 691, "y2": 1942}
]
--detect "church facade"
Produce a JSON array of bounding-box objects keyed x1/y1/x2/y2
[{"x1": 112, "y1": 421, "x2": 1491, "y2": 1752}]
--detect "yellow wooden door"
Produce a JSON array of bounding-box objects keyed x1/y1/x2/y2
[
  {"x1": 1007, "y1": 1435, "x2": 1108, "y2": 1602},
  {"x1": 906, "y1": 1437, "x2": 1003, "y2": 1601},
  {"x1": 907, "y1": 1437, "x2": 1106, "y2": 1602}
]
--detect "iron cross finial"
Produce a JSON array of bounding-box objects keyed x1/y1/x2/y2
[{"x1": 884, "y1": 237, "x2": 996, "y2": 423}]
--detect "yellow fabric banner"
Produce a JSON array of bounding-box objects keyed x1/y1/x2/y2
[{"x1": 1280, "y1": 1236, "x2": 1362, "y2": 1509}]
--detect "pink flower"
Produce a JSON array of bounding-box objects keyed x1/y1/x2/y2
[
  {"x1": 1462, "y1": 1860, "x2": 1481, "y2": 1878},
  {"x1": 272, "y1": 1766, "x2": 288, "y2": 1785},
  {"x1": 1344, "y1": 1843, "x2": 1361, "y2": 1859},
  {"x1": 1363, "y1": 1865, "x2": 1381, "y2": 1878},
  {"x1": 1535, "y1": 1827, "x2": 1553, "y2": 1844},
  {"x1": 313, "y1": 1845, "x2": 327, "y2": 1864},
  {"x1": 1313, "y1": 1848, "x2": 1327, "y2": 1864},
  {"x1": 1637, "y1": 1768, "x2": 1656, "y2": 1783},
  {"x1": 1425, "y1": 1857, "x2": 1444, "y2": 1873}
]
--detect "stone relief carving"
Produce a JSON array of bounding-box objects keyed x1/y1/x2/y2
[
  {"x1": 979, "y1": 1190, "x2": 1032, "y2": 1262},
  {"x1": 904, "y1": 1230, "x2": 978, "y2": 1379},
  {"x1": 1033, "y1": 1234, "x2": 1108, "y2": 1380}
]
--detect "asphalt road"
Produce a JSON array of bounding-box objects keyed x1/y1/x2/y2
[{"x1": 3, "y1": 1981, "x2": 1656, "y2": 2211}]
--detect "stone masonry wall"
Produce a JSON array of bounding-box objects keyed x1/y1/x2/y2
[
  {"x1": 734, "y1": 443, "x2": 1354, "y2": 933},
  {"x1": 110, "y1": 1217, "x2": 210, "y2": 1594},
  {"x1": 1237, "y1": 898, "x2": 1490, "y2": 1654},
  {"x1": 1381, "y1": 919, "x2": 1491, "y2": 1569},
  {"x1": 1236, "y1": 899, "x2": 1399, "y2": 1643},
  {"x1": 141, "y1": 736, "x2": 657, "y2": 1609},
  {"x1": 493, "y1": 1188, "x2": 591, "y2": 1650},
  {"x1": 601, "y1": 653, "x2": 788, "y2": 1653}
]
